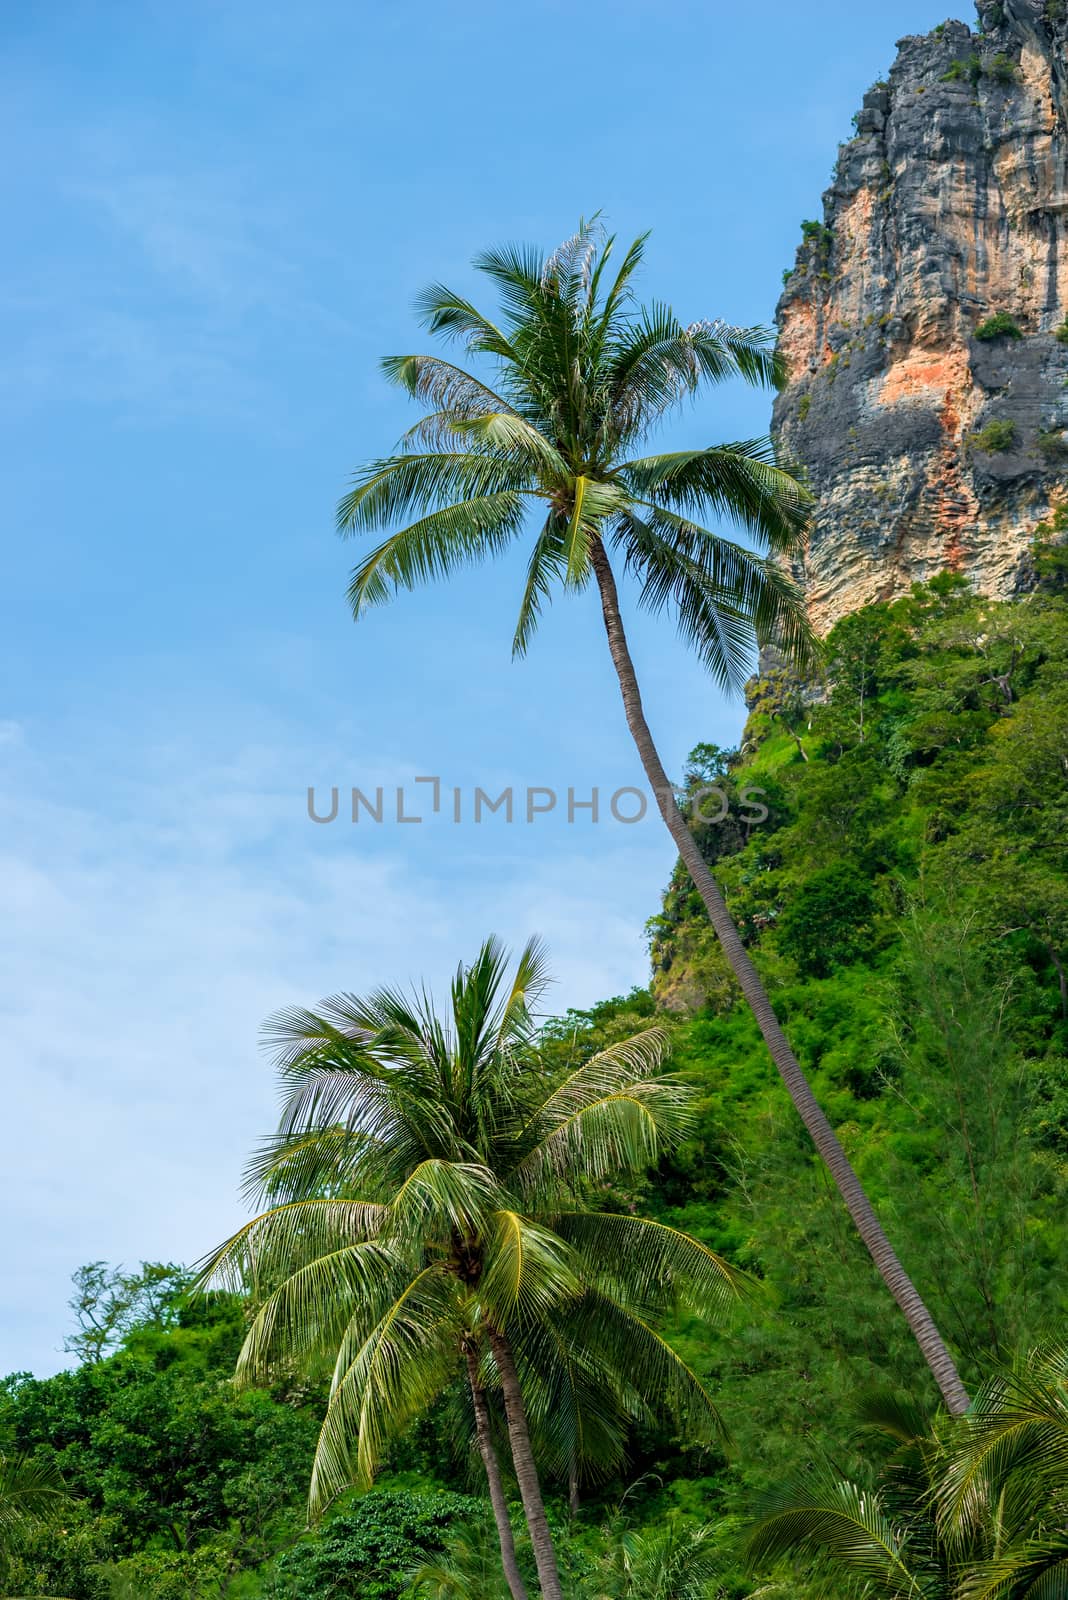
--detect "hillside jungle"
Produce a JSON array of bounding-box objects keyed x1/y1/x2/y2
[{"x1": 4, "y1": 555, "x2": 1067, "y2": 1599}]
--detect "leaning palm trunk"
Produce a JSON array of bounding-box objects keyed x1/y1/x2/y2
[
  {"x1": 487, "y1": 1328, "x2": 564, "y2": 1600},
  {"x1": 590, "y1": 539, "x2": 970, "y2": 1417},
  {"x1": 337, "y1": 219, "x2": 969, "y2": 1416},
  {"x1": 465, "y1": 1344, "x2": 529, "y2": 1600}
]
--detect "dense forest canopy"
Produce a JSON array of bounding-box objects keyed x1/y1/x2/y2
[{"x1": 4, "y1": 572, "x2": 1066, "y2": 1598}]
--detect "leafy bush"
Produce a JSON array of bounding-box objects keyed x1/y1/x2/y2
[
  {"x1": 975, "y1": 311, "x2": 1023, "y2": 340},
  {"x1": 1055, "y1": 318, "x2": 1068, "y2": 344},
  {"x1": 1038, "y1": 426, "x2": 1068, "y2": 459},
  {"x1": 276, "y1": 1491, "x2": 482, "y2": 1600},
  {"x1": 988, "y1": 51, "x2": 1019, "y2": 82},
  {"x1": 800, "y1": 219, "x2": 833, "y2": 255},
  {"x1": 970, "y1": 417, "x2": 1016, "y2": 452},
  {"x1": 941, "y1": 52, "x2": 983, "y2": 83},
  {"x1": 777, "y1": 863, "x2": 876, "y2": 977}
]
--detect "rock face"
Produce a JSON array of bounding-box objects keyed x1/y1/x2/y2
[{"x1": 774, "y1": 0, "x2": 1068, "y2": 635}]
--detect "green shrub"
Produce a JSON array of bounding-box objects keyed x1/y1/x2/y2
[
  {"x1": 797, "y1": 393, "x2": 811, "y2": 422},
  {"x1": 1038, "y1": 426, "x2": 1068, "y2": 459},
  {"x1": 1054, "y1": 318, "x2": 1068, "y2": 344},
  {"x1": 970, "y1": 417, "x2": 1016, "y2": 452},
  {"x1": 777, "y1": 863, "x2": 876, "y2": 978},
  {"x1": 800, "y1": 219, "x2": 834, "y2": 257},
  {"x1": 975, "y1": 311, "x2": 1023, "y2": 340},
  {"x1": 988, "y1": 51, "x2": 1019, "y2": 82},
  {"x1": 277, "y1": 1491, "x2": 483, "y2": 1600},
  {"x1": 942, "y1": 53, "x2": 983, "y2": 83}
]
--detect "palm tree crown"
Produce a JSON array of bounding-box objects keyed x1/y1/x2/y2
[
  {"x1": 201, "y1": 937, "x2": 747, "y2": 1599},
  {"x1": 746, "y1": 1342, "x2": 1068, "y2": 1600},
  {"x1": 338, "y1": 218, "x2": 813, "y2": 685}
]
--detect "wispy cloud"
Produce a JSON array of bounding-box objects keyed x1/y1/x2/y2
[
  {"x1": 2, "y1": 123, "x2": 346, "y2": 427},
  {"x1": 0, "y1": 713, "x2": 665, "y2": 1376}
]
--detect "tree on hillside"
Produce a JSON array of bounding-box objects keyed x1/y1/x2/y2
[
  {"x1": 334, "y1": 218, "x2": 969, "y2": 1414},
  {"x1": 201, "y1": 937, "x2": 746, "y2": 1600},
  {"x1": 64, "y1": 1261, "x2": 191, "y2": 1366}
]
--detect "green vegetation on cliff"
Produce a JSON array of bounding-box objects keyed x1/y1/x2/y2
[{"x1": 585, "y1": 573, "x2": 1068, "y2": 1501}]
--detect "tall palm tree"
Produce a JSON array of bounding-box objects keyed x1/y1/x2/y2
[
  {"x1": 746, "y1": 1344, "x2": 1068, "y2": 1600},
  {"x1": 201, "y1": 937, "x2": 746, "y2": 1600},
  {"x1": 334, "y1": 219, "x2": 970, "y2": 1416}
]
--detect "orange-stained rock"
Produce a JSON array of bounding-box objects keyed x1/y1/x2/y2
[{"x1": 773, "y1": 2, "x2": 1068, "y2": 636}]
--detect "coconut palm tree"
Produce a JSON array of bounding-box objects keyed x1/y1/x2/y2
[
  {"x1": 334, "y1": 219, "x2": 970, "y2": 1417},
  {"x1": 201, "y1": 937, "x2": 746, "y2": 1600},
  {"x1": 746, "y1": 1343, "x2": 1068, "y2": 1600}
]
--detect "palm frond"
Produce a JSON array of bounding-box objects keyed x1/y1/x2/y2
[
  {"x1": 412, "y1": 285, "x2": 517, "y2": 360},
  {"x1": 236, "y1": 1240, "x2": 409, "y2": 1384},
  {"x1": 0, "y1": 1451, "x2": 70, "y2": 1546},
  {"x1": 685, "y1": 320, "x2": 783, "y2": 390},
  {"x1": 565, "y1": 1289, "x2": 730, "y2": 1447},
  {"x1": 310, "y1": 1264, "x2": 461, "y2": 1511},
  {"x1": 347, "y1": 493, "x2": 528, "y2": 616},
  {"x1": 941, "y1": 1359, "x2": 1068, "y2": 1535},
  {"x1": 382, "y1": 354, "x2": 518, "y2": 419},
  {"x1": 554, "y1": 1212, "x2": 749, "y2": 1323},
  {"x1": 512, "y1": 516, "x2": 567, "y2": 658},
  {"x1": 959, "y1": 1546, "x2": 1068, "y2": 1600},
  {"x1": 478, "y1": 1211, "x2": 582, "y2": 1329},
  {"x1": 528, "y1": 1026, "x2": 671, "y2": 1116},
  {"x1": 507, "y1": 1316, "x2": 632, "y2": 1485},
  {"x1": 512, "y1": 1081, "x2": 692, "y2": 1199},
  {"x1": 337, "y1": 452, "x2": 530, "y2": 536},
  {"x1": 745, "y1": 1478, "x2": 919, "y2": 1600},
  {"x1": 196, "y1": 1198, "x2": 389, "y2": 1300},
  {"x1": 388, "y1": 1159, "x2": 502, "y2": 1240},
  {"x1": 618, "y1": 439, "x2": 811, "y2": 556},
  {"x1": 614, "y1": 504, "x2": 817, "y2": 688},
  {"x1": 492, "y1": 934, "x2": 554, "y2": 1050}
]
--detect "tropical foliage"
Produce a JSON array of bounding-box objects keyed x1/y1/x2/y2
[
  {"x1": 747, "y1": 1342, "x2": 1068, "y2": 1600},
  {"x1": 4, "y1": 581, "x2": 1066, "y2": 1598}
]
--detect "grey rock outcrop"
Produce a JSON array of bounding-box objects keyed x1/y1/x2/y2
[{"x1": 774, "y1": 1, "x2": 1068, "y2": 634}]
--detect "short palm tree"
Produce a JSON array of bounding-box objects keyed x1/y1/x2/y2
[
  {"x1": 335, "y1": 219, "x2": 969, "y2": 1416},
  {"x1": 746, "y1": 1343, "x2": 1068, "y2": 1600},
  {"x1": 201, "y1": 937, "x2": 746, "y2": 1600},
  {"x1": 586, "y1": 1517, "x2": 722, "y2": 1600}
]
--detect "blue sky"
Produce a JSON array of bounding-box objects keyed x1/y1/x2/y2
[{"x1": 1, "y1": 0, "x2": 962, "y2": 1374}]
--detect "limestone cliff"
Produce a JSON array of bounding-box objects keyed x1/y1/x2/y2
[{"x1": 773, "y1": 0, "x2": 1068, "y2": 634}]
